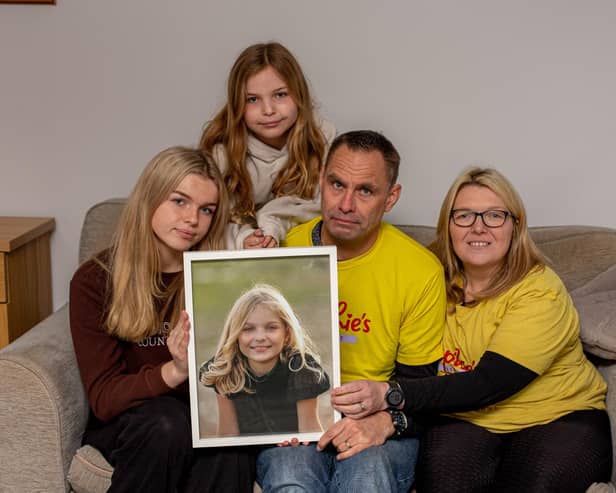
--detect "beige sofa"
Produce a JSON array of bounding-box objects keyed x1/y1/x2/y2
[{"x1": 1, "y1": 198, "x2": 615, "y2": 492}]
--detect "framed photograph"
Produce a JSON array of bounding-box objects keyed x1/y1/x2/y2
[
  {"x1": 184, "y1": 246, "x2": 340, "y2": 447},
  {"x1": 0, "y1": 1, "x2": 55, "y2": 4}
]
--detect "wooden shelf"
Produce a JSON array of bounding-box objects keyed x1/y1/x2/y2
[{"x1": 0, "y1": 217, "x2": 55, "y2": 348}]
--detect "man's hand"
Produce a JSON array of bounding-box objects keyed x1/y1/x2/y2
[
  {"x1": 243, "y1": 229, "x2": 278, "y2": 249},
  {"x1": 330, "y1": 380, "x2": 389, "y2": 418},
  {"x1": 316, "y1": 412, "x2": 394, "y2": 460}
]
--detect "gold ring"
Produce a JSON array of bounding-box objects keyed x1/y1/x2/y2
[
  {"x1": 345, "y1": 439, "x2": 351, "y2": 450},
  {"x1": 360, "y1": 402, "x2": 366, "y2": 411}
]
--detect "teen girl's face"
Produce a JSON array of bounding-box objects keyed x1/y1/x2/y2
[
  {"x1": 243, "y1": 65, "x2": 298, "y2": 150},
  {"x1": 238, "y1": 304, "x2": 289, "y2": 376},
  {"x1": 151, "y1": 173, "x2": 218, "y2": 272}
]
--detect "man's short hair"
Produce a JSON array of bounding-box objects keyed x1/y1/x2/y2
[{"x1": 325, "y1": 130, "x2": 400, "y2": 186}]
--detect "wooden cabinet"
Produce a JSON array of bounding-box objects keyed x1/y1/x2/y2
[{"x1": 0, "y1": 217, "x2": 55, "y2": 348}]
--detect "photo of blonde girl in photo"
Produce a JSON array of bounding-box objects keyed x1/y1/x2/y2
[{"x1": 200, "y1": 284, "x2": 330, "y2": 436}]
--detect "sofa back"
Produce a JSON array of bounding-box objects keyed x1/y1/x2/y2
[
  {"x1": 79, "y1": 198, "x2": 616, "y2": 294},
  {"x1": 396, "y1": 225, "x2": 616, "y2": 292}
]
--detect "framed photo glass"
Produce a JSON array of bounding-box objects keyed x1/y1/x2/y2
[{"x1": 184, "y1": 246, "x2": 340, "y2": 447}]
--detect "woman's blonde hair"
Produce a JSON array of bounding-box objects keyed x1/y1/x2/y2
[
  {"x1": 199, "y1": 41, "x2": 327, "y2": 224},
  {"x1": 200, "y1": 283, "x2": 324, "y2": 395},
  {"x1": 104, "y1": 146, "x2": 230, "y2": 341},
  {"x1": 431, "y1": 167, "x2": 545, "y2": 310}
]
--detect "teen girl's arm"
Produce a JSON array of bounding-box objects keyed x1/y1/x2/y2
[
  {"x1": 161, "y1": 310, "x2": 191, "y2": 388},
  {"x1": 215, "y1": 394, "x2": 240, "y2": 436},
  {"x1": 296, "y1": 398, "x2": 323, "y2": 433},
  {"x1": 69, "y1": 258, "x2": 179, "y2": 423}
]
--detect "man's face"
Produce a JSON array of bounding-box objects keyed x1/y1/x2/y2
[{"x1": 320, "y1": 144, "x2": 401, "y2": 259}]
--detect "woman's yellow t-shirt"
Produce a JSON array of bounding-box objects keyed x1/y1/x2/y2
[{"x1": 440, "y1": 266, "x2": 607, "y2": 433}]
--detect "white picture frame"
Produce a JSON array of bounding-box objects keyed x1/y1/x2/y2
[{"x1": 184, "y1": 246, "x2": 340, "y2": 447}]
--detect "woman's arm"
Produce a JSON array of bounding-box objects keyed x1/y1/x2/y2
[
  {"x1": 296, "y1": 397, "x2": 323, "y2": 433},
  {"x1": 397, "y1": 351, "x2": 538, "y2": 414},
  {"x1": 215, "y1": 394, "x2": 240, "y2": 436}
]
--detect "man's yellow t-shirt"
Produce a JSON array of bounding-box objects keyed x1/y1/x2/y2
[{"x1": 283, "y1": 217, "x2": 446, "y2": 383}]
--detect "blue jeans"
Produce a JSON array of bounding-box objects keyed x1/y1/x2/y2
[{"x1": 256, "y1": 438, "x2": 418, "y2": 493}]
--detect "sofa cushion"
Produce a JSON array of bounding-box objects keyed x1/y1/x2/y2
[
  {"x1": 67, "y1": 445, "x2": 112, "y2": 493},
  {"x1": 572, "y1": 265, "x2": 616, "y2": 360}
]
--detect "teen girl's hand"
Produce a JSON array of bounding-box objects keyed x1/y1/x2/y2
[
  {"x1": 316, "y1": 412, "x2": 394, "y2": 460},
  {"x1": 330, "y1": 380, "x2": 389, "y2": 419},
  {"x1": 162, "y1": 310, "x2": 191, "y2": 388},
  {"x1": 243, "y1": 229, "x2": 278, "y2": 249}
]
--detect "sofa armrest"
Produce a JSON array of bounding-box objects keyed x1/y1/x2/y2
[{"x1": 0, "y1": 305, "x2": 89, "y2": 492}]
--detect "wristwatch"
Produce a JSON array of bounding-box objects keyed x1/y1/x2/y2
[
  {"x1": 384, "y1": 380, "x2": 404, "y2": 408},
  {"x1": 387, "y1": 409, "x2": 408, "y2": 437}
]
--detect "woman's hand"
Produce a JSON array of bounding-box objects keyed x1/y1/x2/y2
[
  {"x1": 330, "y1": 380, "x2": 389, "y2": 419},
  {"x1": 162, "y1": 310, "x2": 191, "y2": 388}
]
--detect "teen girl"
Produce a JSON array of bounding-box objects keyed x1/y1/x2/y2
[
  {"x1": 200, "y1": 284, "x2": 330, "y2": 436},
  {"x1": 199, "y1": 41, "x2": 336, "y2": 249},
  {"x1": 70, "y1": 147, "x2": 255, "y2": 492}
]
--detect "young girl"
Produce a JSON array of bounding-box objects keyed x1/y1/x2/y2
[
  {"x1": 199, "y1": 41, "x2": 336, "y2": 250},
  {"x1": 200, "y1": 284, "x2": 330, "y2": 436},
  {"x1": 70, "y1": 147, "x2": 256, "y2": 492}
]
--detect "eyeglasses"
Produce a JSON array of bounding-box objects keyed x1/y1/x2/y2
[{"x1": 450, "y1": 209, "x2": 515, "y2": 228}]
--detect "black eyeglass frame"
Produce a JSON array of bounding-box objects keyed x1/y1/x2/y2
[{"x1": 449, "y1": 209, "x2": 517, "y2": 228}]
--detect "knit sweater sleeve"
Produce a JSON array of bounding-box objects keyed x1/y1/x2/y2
[{"x1": 69, "y1": 257, "x2": 173, "y2": 422}]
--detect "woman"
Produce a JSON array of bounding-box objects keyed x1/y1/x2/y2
[
  {"x1": 338, "y1": 167, "x2": 611, "y2": 491},
  {"x1": 70, "y1": 146, "x2": 256, "y2": 492}
]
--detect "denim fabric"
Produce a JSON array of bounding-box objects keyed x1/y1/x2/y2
[{"x1": 256, "y1": 438, "x2": 418, "y2": 493}]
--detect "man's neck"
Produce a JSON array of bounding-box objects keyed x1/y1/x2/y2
[{"x1": 313, "y1": 221, "x2": 379, "y2": 261}]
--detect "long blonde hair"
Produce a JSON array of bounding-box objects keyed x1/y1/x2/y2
[
  {"x1": 199, "y1": 42, "x2": 327, "y2": 224},
  {"x1": 200, "y1": 283, "x2": 324, "y2": 395},
  {"x1": 104, "y1": 146, "x2": 229, "y2": 341},
  {"x1": 431, "y1": 167, "x2": 545, "y2": 310}
]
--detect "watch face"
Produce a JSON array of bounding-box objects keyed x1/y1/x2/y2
[{"x1": 386, "y1": 384, "x2": 404, "y2": 407}]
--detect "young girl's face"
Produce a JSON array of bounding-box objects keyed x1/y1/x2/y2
[
  {"x1": 151, "y1": 173, "x2": 218, "y2": 272},
  {"x1": 238, "y1": 304, "x2": 289, "y2": 376},
  {"x1": 243, "y1": 65, "x2": 298, "y2": 150}
]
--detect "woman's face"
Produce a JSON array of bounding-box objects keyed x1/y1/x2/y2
[
  {"x1": 238, "y1": 304, "x2": 289, "y2": 376},
  {"x1": 449, "y1": 184, "x2": 514, "y2": 277}
]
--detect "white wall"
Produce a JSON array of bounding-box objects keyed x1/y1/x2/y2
[{"x1": 1, "y1": 0, "x2": 615, "y2": 310}]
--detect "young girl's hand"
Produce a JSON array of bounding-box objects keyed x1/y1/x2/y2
[
  {"x1": 162, "y1": 311, "x2": 191, "y2": 388},
  {"x1": 243, "y1": 229, "x2": 278, "y2": 249},
  {"x1": 277, "y1": 437, "x2": 311, "y2": 447}
]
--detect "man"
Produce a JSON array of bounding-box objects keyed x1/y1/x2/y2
[{"x1": 256, "y1": 130, "x2": 446, "y2": 492}]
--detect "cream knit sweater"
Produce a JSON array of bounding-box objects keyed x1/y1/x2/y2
[{"x1": 212, "y1": 119, "x2": 336, "y2": 249}]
